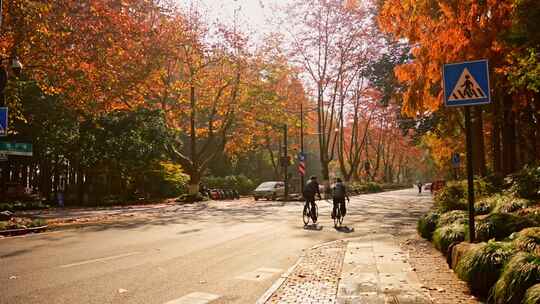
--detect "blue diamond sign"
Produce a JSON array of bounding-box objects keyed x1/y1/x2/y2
[
  {"x1": 443, "y1": 59, "x2": 490, "y2": 107},
  {"x1": 0, "y1": 107, "x2": 7, "y2": 137}
]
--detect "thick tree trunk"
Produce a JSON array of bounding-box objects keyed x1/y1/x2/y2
[
  {"x1": 491, "y1": 96, "x2": 502, "y2": 176},
  {"x1": 535, "y1": 93, "x2": 540, "y2": 163},
  {"x1": 472, "y1": 107, "x2": 487, "y2": 176},
  {"x1": 502, "y1": 94, "x2": 517, "y2": 174}
]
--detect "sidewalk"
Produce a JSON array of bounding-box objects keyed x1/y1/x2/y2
[{"x1": 258, "y1": 234, "x2": 479, "y2": 304}]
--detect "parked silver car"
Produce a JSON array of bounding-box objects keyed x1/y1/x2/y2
[{"x1": 253, "y1": 181, "x2": 285, "y2": 201}]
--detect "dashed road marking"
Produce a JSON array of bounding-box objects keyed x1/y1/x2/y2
[
  {"x1": 163, "y1": 292, "x2": 220, "y2": 304},
  {"x1": 59, "y1": 252, "x2": 141, "y2": 268},
  {"x1": 235, "y1": 267, "x2": 282, "y2": 282}
]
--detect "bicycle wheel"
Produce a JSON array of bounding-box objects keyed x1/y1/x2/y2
[{"x1": 302, "y1": 204, "x2": 310, "y2": 226}]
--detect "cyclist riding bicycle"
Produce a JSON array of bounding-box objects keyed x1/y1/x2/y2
[
  {"x1": 331, "y1": 178, "x2": 349, "y2": 220},
  {"x1": 303, "y1": 176, "x2": 321, "y2": 223}
]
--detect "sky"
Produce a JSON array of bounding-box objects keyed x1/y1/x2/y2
[{"x1": 176, "y1": 0, "x2": 287, "y2": 43}]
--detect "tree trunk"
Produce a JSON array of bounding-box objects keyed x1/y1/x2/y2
[
  {"x1": 502, "y1": 94, "x2": 517, "y2": 174},
  {"x1": 472, "y1": 107, "x2": 487, "y2": 176},
  {"x1": 491, "y1": 96, "x2": 502, "y2": 176}
]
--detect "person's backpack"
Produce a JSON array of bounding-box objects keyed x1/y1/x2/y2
[
  {"x1": 333, "y1": 183, "x2": 346, "y2": 199},
  {"x1": 303, "y1": 181, "x2": 316, "y2": 198}
]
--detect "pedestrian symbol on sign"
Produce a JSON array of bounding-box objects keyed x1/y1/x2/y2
[{"x1": 448, "y1": 68, "x2": 487, "y2": 101}]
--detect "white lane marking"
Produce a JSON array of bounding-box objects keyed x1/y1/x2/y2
[
  {"x1": 59, "y1": 252, "x2": 141, "y2": 268},
  {"x1": 163, "y1": 292, "x2": 220, "y2": 304}
]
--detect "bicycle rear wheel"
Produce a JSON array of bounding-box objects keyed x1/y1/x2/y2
[
  {"x1": 302, "y1": 204, "x2": 310, "y2": 226},
  {"x1": 334, "y1": 205, "x2": 340, "y2": 228}
]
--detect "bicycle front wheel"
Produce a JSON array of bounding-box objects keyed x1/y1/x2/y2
[{"x1": 302, "y1": 204, "x2": 310, "y2": 226}]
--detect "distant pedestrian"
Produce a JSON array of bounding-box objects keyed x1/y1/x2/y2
[{"x1": 417, "y1": 181, "x2": 423, "y2": 194}]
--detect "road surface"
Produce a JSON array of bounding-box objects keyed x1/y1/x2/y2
[{"x1": 0, "y1": 189, "x2": 432, "y2": 304}]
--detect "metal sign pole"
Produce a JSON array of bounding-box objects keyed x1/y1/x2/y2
[{"x1": 464, "y1": 107, "x2": 476, "y2": 243}]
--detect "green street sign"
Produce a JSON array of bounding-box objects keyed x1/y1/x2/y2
[{"x1": 0, "y1": 141, "x2": 33, "y2": 156}]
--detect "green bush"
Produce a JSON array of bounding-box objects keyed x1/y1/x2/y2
[
  {"x1": 475, "y1": 196, "x2": 498, "y2": 215},
  {"x1": 0, "y1": 200, "x2": 49, "y2": 211},
  {"x1": 514, "y1": 228, "x2": 540, "y2": 255},
  {"x1": 509, "y1": 165, "x2": 540, "y2": 200},
  {"x1": 455, "y1": 241, "x2": 515, "y2": 298},
  {"x1": 417, "y1": 211, "x2": 440, "y2": 240},
  {"x1": 433, "y1": 223, "x2": 467, "y2": 255},
  {"x1": 203, "y1": 174, "x2": 255, "y2": 195},
  {"x1": 492, "y1": 193, "x2": 530, "y2": 213},
  {"x1": 476, "y1": 213, "x2": 537, "y2": 242},
  {"x1": 156, "y1": 162, "x2": 190, "y2": 197},
  {"x1": 490, "y1": 252, "x2": 540, "y2": 304},
  {"x1": 523, "y1": 284, "x2": 540, "y2": 304},
  {"x1": 434, "y1": 182, "x2": 467, "y2": 211},
  {"x1": 434, "y1": 179, "x2": 495, "y2": 212},
  {"x1": 437, "y1": 210, "x2": 468, "y2": 227}
]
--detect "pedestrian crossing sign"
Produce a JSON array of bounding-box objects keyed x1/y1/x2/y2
[
  {"x1": 0, "y1": 107, "x2": 7, "y2": 137},
  {"x1": 443, "y1": 59, "x2": 490, "y2": 107}
]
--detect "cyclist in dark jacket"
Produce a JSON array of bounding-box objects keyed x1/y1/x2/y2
[
  {"x1": 303, "y1": 176, "x2": 321, "y2": 223},
  {"x1": 332, "y1": 178, "x2": 349, "y2": 219}
]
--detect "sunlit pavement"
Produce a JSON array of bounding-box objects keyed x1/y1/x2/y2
[{"x1": 0, "y1": 188, "x2": 433, "y2": 304}]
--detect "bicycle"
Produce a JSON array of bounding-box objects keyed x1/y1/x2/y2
[
  {"x1": 333, "y1": 202, "x2": 344, "y2": 228},
  {"x1": 302, "y1": 199, "x2": 319, "y2": 226}
]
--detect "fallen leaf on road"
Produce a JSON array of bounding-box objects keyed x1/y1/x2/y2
[
  {"x1": 118, "y1": 288, "x2": 128, "y2": 294},
  {"x1": 9, "y1": 276, "x2": 17, "y2": 280}
]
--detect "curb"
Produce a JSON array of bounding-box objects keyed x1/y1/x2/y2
[
  {"x1": 255, "y1": 238, "x2": 350, "y2": 304},
  {"x1": 0, "y1": 225, "x2": 48, "y2": 236}
]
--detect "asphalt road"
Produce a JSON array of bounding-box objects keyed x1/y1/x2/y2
[{"x1": 0, "y1": 189, "x2": 432, "y2": 304}]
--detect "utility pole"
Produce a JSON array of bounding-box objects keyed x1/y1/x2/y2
[
  {"x1": 283, "y1": 124, "x2": 289, "y2": 200},
  {"x1": 300, "y1": 102, "x2": 304, "y2": 194}
]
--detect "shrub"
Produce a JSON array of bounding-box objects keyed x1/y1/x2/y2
[
  {"x1": 203, "y1": 174, "x2": 255, "y2": 195},
  {"x1": 523, "y1": 284, "x2": 540, "y2": 304},
  {"x1": 365, "y1": 182, "x2": 383, "y2": 193},
  {"x1": 157, "y1": 162, "x2": 190, "y2": 197},
  {"x1": 434, "y1": 182, "x2": 467, "y2": 211},
  {"x1": 475, "y1": 196, "x2": 498, "y2": 215},
  {"x1": 0, "y1": 200, "x2": 49, "y2": 212},
  {"x1": 433, "y1": 223, "x2": 467, "y2": 255},
  {"x1": 492, "y1": 193, "x2": 530, "y2": 213},
  {"x1": 417, "y1": 211, "x2": 440, "y2": 240},
  {"x1": 455, "y1": 241, "x2": 515, "y2": 298},
  {"x1": 490, "y1": 252, "x2": 540, "y2": 304},
  {"x1": 476, "y1": 213, "x2": 537, "y2": 242},
  {"x1": 437, "y1": 210, "x2": 468, "y2": 227},
  {"x1": 434, "y1": 179, "x2": 495, "y2": 212},
  {"x1": 514, "y1": 228, "x2": 540, "y2": 255},
  {"x1": 509, "y1": 165, "x2": 540, "y2": 200}
]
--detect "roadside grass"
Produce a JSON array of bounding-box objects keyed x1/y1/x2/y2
[
  {"x1": 433, "y1": 223, "x2": 467, "y2": 255},
  {"x1": 514, "y1": 227, "x2": 540, "y2": 255},
  {"x1": 523, "y1": 283, "x2": 540, "y2": 304},
  {"x1": 417, "y1": 211, "x2": 440, "y2": 240},
  {"x1": 455, "y1": 241, "x2": 515, "y2": 298},
  {"x1": 475, "y1": 212, "x2": 537, "y2": 242},
  {"x1": 489, "y1": 252, "x2": 540, "y2": 304}
]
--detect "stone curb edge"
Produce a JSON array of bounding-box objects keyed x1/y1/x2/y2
[{"x1": 254, "y1": 238, "x2": 352, "y2": 304}]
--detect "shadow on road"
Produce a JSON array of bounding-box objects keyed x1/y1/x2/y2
[
  {"x1": 303, "y1": 224, "x2": 323, "y2": 231},
  {"x1": 334, "y1": 226, "x2": 354, "y2": 233}
]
